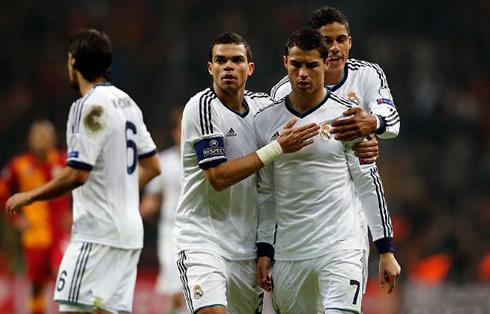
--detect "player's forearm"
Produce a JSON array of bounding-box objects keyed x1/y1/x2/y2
[
  {"x1": 138, "y1": 154, "x2": 161, "y2": 190},
  {"x1": 204, "y1": 153, "x2": 263, "y2": 191},
  {"x1": 29, "y1": 166, "x2": 88, "y2": 202}
]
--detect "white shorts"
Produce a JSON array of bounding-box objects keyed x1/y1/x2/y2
[
  {"x1": 272, "y1": 249, "x2": 364, "y2": 314},
  {"x1": 155, "y1": 239, "x2": 181, "y2": 295},
  {"x1": 176, "y1": 250, "x2": 263, "y2": 314},
  {"x1": 53, "y1": 241, "x2": 141, "y2": 313}
]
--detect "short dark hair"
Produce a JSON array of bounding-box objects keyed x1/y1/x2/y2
[
  {"x1": 68, "y1": 29, "x2": 112, "y2": 81},
  {"x1": 208, "y1": 32, "x2": 253, "y2": 62},
  {"x1": 308, "y1": 6, "x2": 350, "y2": 35},
  {"x1": 285, "y1": 28, "x2": 328, "y2": 60}
]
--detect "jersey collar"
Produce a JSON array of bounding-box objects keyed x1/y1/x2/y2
[
  {"x1": 285, "y1": 87, "x2": 330, "y2": 118},
  {"x1": 329, "y1": 64, "x2": 348, "y2": 92},
  {"x1": 210, "y1": 87, "x2": 250, "y2": 118}
]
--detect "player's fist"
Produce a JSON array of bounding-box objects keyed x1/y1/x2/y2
[
  {"x1": 256, "y1": 256, "x2": 272, "y2": 292},
  {"x1": 379, "y1": 252, "x2": 401, "y2": 294}
]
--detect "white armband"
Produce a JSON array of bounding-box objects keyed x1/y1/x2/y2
[{"x1": 256, "y1": 140, "x2": 283, "y2": 165}]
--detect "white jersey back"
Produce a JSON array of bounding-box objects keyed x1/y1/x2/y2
[
  {"x1": 271, "y1": 58, "x2": 400, "y2": 138},
  {"x1": 174, "y1": 88, "x2": 271, "y2": 260},
  {"x1": 66, "y1": 83, "x2": 157, "y2": 249},
  {"x1": 255, "y1": 91, "x2": 393, "y2": 260},
  {"x1": 145, "y1": 146, "x2": 181, "y2": 243}
]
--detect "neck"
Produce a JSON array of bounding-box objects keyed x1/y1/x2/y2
[
  {"x1": 289, "y1": 87, "x2": 327, "y2": 113},
  {"x1": 78, "y1": 75, "x2": 107, "y2": 96},
  {"x1": 213, "y1": 83, "x2": 246, "y2": 113},
  {"x1": 324, "y1": 67, "x2": 344, "y2": 86}
]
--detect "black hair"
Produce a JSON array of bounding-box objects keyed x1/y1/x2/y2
[
  {"x1": 208, "y1": 32, "x2": 253, "y2": 62},
  {"x1": 308, "y1": 6, "x2": 350, "y2": 35},
  {"x1": 284, "y1": 28, "x2": 328, "y2": 60},
  {"x1": 68, "y1": 29, "x2": 112, "y2": 81}
]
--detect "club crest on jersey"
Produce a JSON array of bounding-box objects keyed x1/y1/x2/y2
[
  {"x1": 320, "y1": 124, "x2": 332, "y2": 140},
  {"x1": 83, "y1": 105, "x2": 105, "y2": 133},
  {"x1": 193, "y1": 285, "x2": 203, "y2": 299},
  {"x1": 347, "y1": 91, "x2": 360, "y2": 105}
]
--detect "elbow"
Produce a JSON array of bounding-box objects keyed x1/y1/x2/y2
[
  {"x1": 72, "y1": 171, "x2": 90, "y2": 187},
  {"x1": 208, "y1": 178, "x2": 228, "y2": 192}
]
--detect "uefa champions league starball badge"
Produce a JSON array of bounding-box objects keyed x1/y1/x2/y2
[{"x1": 320, "y1": 124, "x2": 331, "y2": 140}]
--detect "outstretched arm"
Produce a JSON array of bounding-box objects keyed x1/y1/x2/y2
[
  {"x1": 5, "y1": 166, "x2": 90, "y2": 214},
  {"x1": 204, "y1": 119, "x2": 319, "y2": 191}
]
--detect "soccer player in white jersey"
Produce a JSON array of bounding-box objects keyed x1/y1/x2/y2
[
  {"x1": 270, "y1": 6, "x2": 401, "y2": 298},
  {"x1": 271, "y1": 6, "x2": 400, "y2": 160},
  {"x1": 5, "y1": 29, "x2": 161, "y2": 314},
  {"x1": 140, "y1": 107, "x2": 186, "y2": 314},
  {"x1": 255, "y1": 28, "x2": 401, "y2": 314},
  {"x1": 174, "y1": 32, "x2": 319, "y2": 314}
]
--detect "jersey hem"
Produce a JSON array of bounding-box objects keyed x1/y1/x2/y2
[
  {"x1": 275, "y1": 245, "x2": 364, "y2": 261},
  {"x1": 69, "y1": 237, "x2": 143, "y2": 250},
  {"x1": 175, "y1": 246, "x2": 256, "y2": 261}
]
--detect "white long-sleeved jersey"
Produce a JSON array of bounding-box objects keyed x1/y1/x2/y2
[
  {"x1": 174, "y1": 88, "x2": 272, "y2": 260},
  {"x1": 270, "y1": 58, "x2": 400, "y2": 138},
  {"x1": 255, "y1": 90, "x2": 394, "y2": 261}
]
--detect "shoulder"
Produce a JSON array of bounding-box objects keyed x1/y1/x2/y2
[
  {"x1": 254, "y1": 97, "x2": 285, "y2": 120},
  {"x1": 347, "y1": 58, "x2": 387, "y2": 76},
  {"x1": 270, "y1": 75, "x2": 290, "y2": 99},
  {"x1": 183, "y1": 88, "x2": 217, "y2": 115},
  {"x1": 329, "y1": 92, "x2": 356, "y2": 109},
  {"x1": 244, "y1": 90, "x2": 273, "y2": 112}
]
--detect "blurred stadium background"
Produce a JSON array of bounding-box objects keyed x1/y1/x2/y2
[{"x1": 0, "y1": 0, "x2": 489, "y2": 313}]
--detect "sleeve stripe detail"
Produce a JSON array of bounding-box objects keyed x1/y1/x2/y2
[
  {"x1": 67, "y1": 160, "x2": 94, "y2": 171},
  {"x1": 330, "y1": 93, "x2": 355, "y2": 108},
  {"x1": 386, "y1": 118, "x2": 400, "y2": 127},
  {"x1": 138, "y1": 149, "x2": 158, "y2": 160},
  {"x1": 370, "y1": 167, "x2": 393, "y2": 238},
  {"x1": 199, "y1": 89, "x2": 216, "y2": 136},
  {"x1": 348, "y1": 59, "x2": 388, "y2": 88},
  {"x1": 253, "y1": 99, "x2": 282, "y2": 118},
  {"x1": 270, "y1": 76, "x2": 290, "y2": 98}
]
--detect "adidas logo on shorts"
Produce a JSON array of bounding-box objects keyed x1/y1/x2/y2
[{"x1": 226, "y1": 128, "x2": 237, "y2": 137}]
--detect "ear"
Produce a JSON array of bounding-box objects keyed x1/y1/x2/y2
[
  {"x1": 324, "y1": 57, "x2": 331, "y2": 72},
  {"x1": 348, "y1": 36, "x2": 352, "y2": 50},
  {"x1": 248, "y1": 62, "x2": 255, "y2": 76},
  {"x1": 68, "y1": 52, "x2": 76, "y2": 67},
  {"x1": 207, "y1": 62, "x2": 213, "y2": 76},
  {"x1": 283, "y1": 56, "x2": 288, "y2": 69}
]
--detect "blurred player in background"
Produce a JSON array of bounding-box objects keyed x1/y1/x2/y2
[
  {"x1": 174, "y1": 32, "x2": 319, "y2": 314},
  {"x1": 0, "y1": 120, "x2": 71, "y2": 314},
  {"x1": 255, "y1": 28, "x2": 401, "y2": 313},
  {"x1": 270, "y1": 5, "x2": 401, "y2": 298},
  {"x1": 5, "y1": 29, "x2": 161, "y2": 313},
  {"x1": 140, "y1": 107, "x2": 185, "y2": 314}
]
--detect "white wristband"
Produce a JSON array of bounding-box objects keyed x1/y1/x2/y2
[
  {"x1": 256, "y1": 140, "x2": 283, "y2": 165},
  {"x1": 375, "y1": 114, "x2": 381, "y2": 131}
]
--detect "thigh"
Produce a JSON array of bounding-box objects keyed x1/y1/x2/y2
[
  {"x1": 177, "y1": 250, "x2": 227, "y2": 313},
  {"x1": 226, "y1": 259, "x2": 263, "y2": 314},
  {"x1": 271, "y1": 260, "x2": 320, "y2": 314},
  {"x1": 54, "y1": 241, "x2": 140, "y2": 313},
  {"x1": 319, "y1": 249, "x2": 364, "y2": 314}
]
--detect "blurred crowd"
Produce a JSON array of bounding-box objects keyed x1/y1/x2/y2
[{"x1": 0, "y1": 0, "x2": 488, "y2": 309}]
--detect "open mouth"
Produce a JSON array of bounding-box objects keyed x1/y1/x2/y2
[
  {"x1": 330, "y1": 56, "x2": 342, "y2": 64},
  {"x1": 222, "y1": 74, "x2": 236, "y2": 80},
  {"x1": 297, "y1": 81, "x2": 310, "y2": 87}
]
